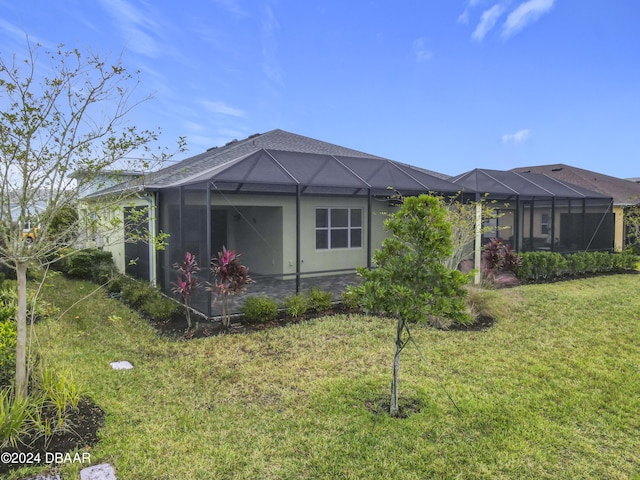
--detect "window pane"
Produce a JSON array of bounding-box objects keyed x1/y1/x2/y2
[
  {"x1": 316, "y1": 230, "x2": 328, "y2": 249},
  {"x1": 350, "y1": 209, "x2": 362, "y2": 227},
  {"x1": 331, "y1": 229, "x2": 348, "y2": 248},
  {"x1": 351, "y1": 228, "x2": 362, "y2": 248},
  {"x1": 331, "y1": 209, "x2": 348, "y2": 228},
  {"x1": 316, "y1": 209, "x2": 328, "y2": 228}
]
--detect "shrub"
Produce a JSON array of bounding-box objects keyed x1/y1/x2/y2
[
  {"x1": 241, "y1": 296, "x2": 278, "y2": 323},
  {"x1": 107, "y1": 273, "x2": 128, "y2": 295},
  {"x1": 341, "y1": 288, "x2": 361, "y2": 311},
  {"x1": 140, "y1": 295, "x2": 179, "y2": 322},
  {"x1": 306, "y1": 287, "x2": 332, "y2": 312},
  {"x1": 516, "y1": 251, "x2": 567, "y2": 281},
  {"x1": 482, "y1": 238, "x2": 522, "y2": 286},
  {"x1": 57, "y1": 248, "x2": 116, "y2": 283},
  {"x1": 0, "y1": 321, "x2": 17, "y2": 388},
  {"x1": 118, "y1": 275, "x2": 179, "y2": 321},
  {"x1": 283, "y1": 294, "x2": 308, "y2": 318}
]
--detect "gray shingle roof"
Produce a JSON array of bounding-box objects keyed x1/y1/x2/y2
[
  {"x1": 511, "y1": 164, "x2": 640, "y2": 206},
  {"x1": 450, "y1": 168, "x2": 612, "y2": 200},
  {"x1": 145, "y1": 129, "x2": 387, "y2": 188},
  {"x1": 140, "y1": 129, "x2": 461, "y2": 194}
]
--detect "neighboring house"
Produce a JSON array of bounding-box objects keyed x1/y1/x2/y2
[
  {"x1": 449, "y1": 168, "x2": 615, "y2": 253},
  {"x1": 511, "y1": 164, "x2": 640, "y2": 251},
  {"x1": 91, "y1": 131, "x2": 617, "y2": 317}
]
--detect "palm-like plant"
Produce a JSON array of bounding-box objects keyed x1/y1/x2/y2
[
  {"x1": 208, "y1": 246, "x2": 254, "y2": 327},
  {"x1": 171, "y1": 252, "x2": 200, "y2": 329}
]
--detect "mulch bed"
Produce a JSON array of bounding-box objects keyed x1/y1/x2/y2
[
  {"x1": 0, "y1": 398, "x2": 104, "y2": 475},
  {"x1": 150, "y1": 303, "x2": 359, "y2": 339},
  {"x1": 149, "y1": 303, "x2": 495, "y2": 339}
]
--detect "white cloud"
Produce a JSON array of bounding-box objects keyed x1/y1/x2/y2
[
  {"x1": 202, "y1": 100, "x2": 245, "y2": 118},
  {"x1": 261, "y1": 5, "x2": 285, "y2": 92},
  {"x1": 502, "y1": 129, "x2": 531, "y2": 145},
  {"x1": 98, "y1": 0, "x2": 163, "y2": 57},
  {"x1": 413, "y1": 37, "x2": 434, "y2": 62},
  {"x1": 502, "y1": 0, "x2": 555, "y2": 38},
  {"x1": 211, "y1": 0, "x2": 248, "y2": 17},
  {"x1": 472, "y1": 4, "x2": 506, "y2": 42},
  {"x1": 458, "y1": 0, "x2": 486, "y2": 24}
]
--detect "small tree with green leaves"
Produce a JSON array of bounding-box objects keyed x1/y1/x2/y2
[
  {"x1": 625, "y1": 204, "x2": 640, "y2": 254},
  {"x1": 354, "y1": 194, "x2": 472, "y2": 416},
  {"x1": 0, "y1": 39, "x2": 182, "y2": 400},
  {"x1": 443, "y1": 194, "x2": 506, "y2": 271}
]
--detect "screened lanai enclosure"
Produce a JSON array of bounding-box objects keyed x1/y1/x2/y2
[
  {"x1": 114, "y1": 130, "x2": 615, "y2": 319},
  {"x1": 146, "y1": 131, "x2": 466, "y2": 317},
  {"x1": 450, "y1": 169, "x2": 615, "y2": 253}
]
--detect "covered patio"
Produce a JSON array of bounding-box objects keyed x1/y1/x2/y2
[
  {"x1": 145, "y1": 130, "x2": 466, "y2": 317},
  {"x1": 450, "y1": 168, "x2": 615, "y2": 253}
]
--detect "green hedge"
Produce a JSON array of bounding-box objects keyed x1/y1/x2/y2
[
  {"x1": 0, "y1": 320, "x2": 16, "y2": 387},
  {"x1": 109, "y1": 274, "x2": 179, "y2": 322},
  {"x1": 241, "y1": 296, "x2": 279, "y2": 323},
  {"x1": 515, "y1": 250, "x2": 638, "y2": 282},
  {"x1": 56, "y1": 248, "x2": 117, "y2": 284}
]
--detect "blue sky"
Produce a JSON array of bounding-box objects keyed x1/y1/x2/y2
[{"x1": 1, "y1": 0, "x2": 639, "y2": 179}]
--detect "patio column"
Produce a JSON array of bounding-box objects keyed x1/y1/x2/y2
[
  {"x1": 474, "y1": 193, "x2": 482, "y2": 285},
  {"x1": 206, "y1": 184, "x2": 212, "y2": 317},
  {"x1": 367, "y1": 188, "x2": 372, "y2": 269},
  {"x1": 551, "y1": 196, "x2": 556, "y2": 252},
  {"x1": 296, "y1": 184, "x2": 301, "y2": 293}
]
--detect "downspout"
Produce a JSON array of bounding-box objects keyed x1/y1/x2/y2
[
  {"x1": 367, "y1": 188, "x2": 372, "y2": 269},
  {"x1": 142, "y1": 192, "x2": 156, "y2": 285}
]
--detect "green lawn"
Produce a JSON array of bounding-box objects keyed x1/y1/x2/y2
[{"x1": 13, "y1": 273, "x2": 640, "y2": 479}]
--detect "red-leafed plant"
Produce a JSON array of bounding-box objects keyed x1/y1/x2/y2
[
  {"x1": 171, "y1": 251, "x2": 200, "y2": 329},
  {"x1": 482, "y1": 238, "x2": 522, "y2": 286},
  {"x1": 208, "y1": 246, "x2": 254, "y2": 328}
]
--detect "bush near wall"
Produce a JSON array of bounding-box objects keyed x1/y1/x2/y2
[
  {"x1": 241, "y1": 296, "x2": 279, "y2": 323},
  {"x1": 108, "y1": 274, "x2": 179, "y2": 322},
  {"x1": 515, "y1": 250, "x2": 638, "y2": 282},
  {"x1": 55, "y1": 248, "x2": 117, "y2": 284}
]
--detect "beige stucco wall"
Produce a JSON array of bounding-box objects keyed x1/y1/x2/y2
[
  {"x1": 182, "y1": 191, "x2": 393, "y2": 276},
  {"x1": 89, "y1": 195, "x2": 157, "y2": 279},
  {"x1": 613, "y1": 205, "x2": 624, "y2": 252}
]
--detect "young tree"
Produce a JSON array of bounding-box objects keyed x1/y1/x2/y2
[
  {"x1": 353, "y1": 194, "x2": 472, "y2": 416},
  {"x1": 0, "y1": 39, "x2": 177, "y2": 399},
  {"x1": 625, "y1": 204, "x2": 640, "y2": 254}
]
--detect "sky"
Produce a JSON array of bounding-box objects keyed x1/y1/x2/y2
[{"x1": 1, "y1": 0, "x2": 639, "y2": 179}]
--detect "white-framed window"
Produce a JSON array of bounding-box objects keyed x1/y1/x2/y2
[{"x1": 315, "y1": 208, "x2": 362, "y2": 249}]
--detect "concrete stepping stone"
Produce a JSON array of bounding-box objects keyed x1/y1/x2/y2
[
  {"x1": 110, "y1": 360, "x2": 133, "y2": 370},
  {"x1": 80, "y1": 463, "x2": 117, "y2": 480}
]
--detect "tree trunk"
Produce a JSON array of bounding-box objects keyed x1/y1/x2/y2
[
  {"x1": 390, "y1": 317, "x2": 404, "y2": 417},
  {"x1": 15, "y1": 261, "x2": 28, "y2": 400}
]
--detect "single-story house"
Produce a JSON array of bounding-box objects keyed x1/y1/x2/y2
[
  {"x1": 511, "y1": 164, "x2": 640, "y2": 251},
  {"x1": 93, "y1": 129, "x2": 469, "y2": 315},
  {"x1": 90, "y1": 130, "x2": 615, "y2": 317}
]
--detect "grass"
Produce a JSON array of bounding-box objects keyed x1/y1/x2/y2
[{"x1": 10, "y1": 272, "x2": 640, "y2": 479}]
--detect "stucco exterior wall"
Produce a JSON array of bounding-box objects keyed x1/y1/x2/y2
[{"x1": 98, "y1": 195, "x2": 157, "y2": 279}]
